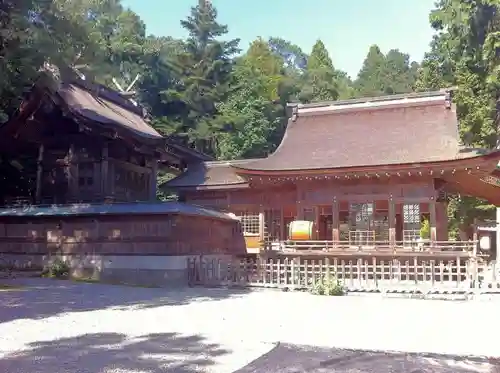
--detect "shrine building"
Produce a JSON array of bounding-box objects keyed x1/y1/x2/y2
[{"x1": 166, "y1": 90, "x2": 500, "y2": 256}]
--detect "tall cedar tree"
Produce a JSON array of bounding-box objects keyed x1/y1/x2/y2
[
  {"x1": 300, "y1": 40, "x2": 338, "y2": 102},
  {"x1": 174, "y1": 0, "x2": 240, "y2": 155},
  {"x1": 217, "y1": 38, "x2": 284, "y2": 159}
]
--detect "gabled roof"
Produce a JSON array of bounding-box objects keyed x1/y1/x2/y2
[
  {"x1": 163, "y1": 159, "x2": 254, "y2": 190},
  {"x1": 57, "y1": 81, "x2": 163, "y2": 140},
  {"x1": 234, "y1": 90, "x2": 486, "y2": 173},
  {"x1": 0, "y1": 68, "x2": 212, "y2": 163}
]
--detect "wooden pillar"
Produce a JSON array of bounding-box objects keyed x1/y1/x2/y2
[
  {"x1": 313, "y1": 206, "x2": 320, "y2": 240},
  {"x1": 389, "y1": 196, "x2": 396, "y2": 247},
  {"x1": 296, "y1": 184, "x2": 303, "y2": 219},
  {"x1": 497, "y1": 208, "x2": 500, "y2": 261},
  {"x1": 258, "y1": 209, "x2": 265, "y2": 250},
  {"x1": 35, "y1": 144, "x2": 44, "y2": 204},
  {"x1": 67, "y1": 144, "x2": 78, "y2": 202},
  {"x1": 429, "y1": 199, "x2": 437, "y2": 245},
  {"x1": 100, "y1": 143, "x2": 109, "y2": 199},
  {"x1": 279, "y1": 207, "x2": 285, "y2": 241},
  {"x1": 332, "y1": 197, "x2": 340, "y2": 246},
  {"x1": 436, "y1": 202, "x2": 448, "y2": 241},
  {"x1": 150, "y1": 159, "x2": 158, "y2": 201}
]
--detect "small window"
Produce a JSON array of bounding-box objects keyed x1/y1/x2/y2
[{"x1": 238, "y1": 213, "x2": 260, "y2": 235}]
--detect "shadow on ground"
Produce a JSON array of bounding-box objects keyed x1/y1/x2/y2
[
  {"x1": 234, "y1": 343, "x2": 500, "y2": 373},
  {"x1": 0, "y1": 278, "x2": 250, "y2": 323},
  {"x1": 0, "y1": 332, "x2": 228, "y2": 373}
]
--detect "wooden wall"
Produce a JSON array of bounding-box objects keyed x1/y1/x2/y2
[
  {"x1": 0, "y1": 213, "x2": 246, "y2": 256},
  {"x1": 184, "y1": 179, "x2": 438, "y2": 210}
]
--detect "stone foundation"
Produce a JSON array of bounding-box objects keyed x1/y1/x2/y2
[{"x1": 0, "y1": 253, "x2": 232, "y2": 287}]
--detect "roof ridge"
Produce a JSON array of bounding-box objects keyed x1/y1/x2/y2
[
  {"x1": 289, "y1": 89, "x2": 452, "y2": 110},
  {"x1": 69, "y1": 79, "x2": 146, "y2": 118}
]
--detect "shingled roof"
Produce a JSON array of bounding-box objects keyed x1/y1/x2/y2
[
  {"x1": 164, "y1": 159, "x2": 254, "y2": 190},
  {"x1": 57, "y1": 81, "x2": 163, "y2": 140},
  {"x1": 234, "y1": 91, "x2": 484, "y2": 172},
  {"x1": 0, "y1": 68, "x2": 212, "y2": 163}
]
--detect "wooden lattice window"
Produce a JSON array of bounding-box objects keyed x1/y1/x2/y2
[
  {"x1": 403, "y1": 204, "x2": 420, "y2": 225},
  {"x1": 403, "y1": 203, "x2": 420, "y2": 242},
  {"x1": 238, "y1": 212, "x2": 260, "y2": 235}
]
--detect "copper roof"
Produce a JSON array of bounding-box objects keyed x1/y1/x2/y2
[
  {"x1": 164, "y1": 159, "x2": 255, "y2": 190},
  {"x1": 58, "y1": 82, "x2": 163, "y2": 140},
  {"x1": 236, "y1": 92, "x2": 483, "y2": 172}
]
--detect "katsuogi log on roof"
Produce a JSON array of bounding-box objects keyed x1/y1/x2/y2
[
  {"x1": 0, "y1": 67, "x2": 211, "y2": 163},
  {"x1": 233, "y1": 90, "x2": 490, "y2": 173}
]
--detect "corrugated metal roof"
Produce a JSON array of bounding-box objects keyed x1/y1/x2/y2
[{"x1": 0, "y1": 202, "x2": 236, "y2": 221}]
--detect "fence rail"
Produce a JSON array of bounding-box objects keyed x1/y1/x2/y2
[
  {"x1": 187, "y1": 257, "x2": 499, "y2": 294},
  {"x1": 280, "y1": 240, "x2": 477, "y2": 256}
]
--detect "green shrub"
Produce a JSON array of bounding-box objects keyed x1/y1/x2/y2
[
  {"x1": 309, "y1": 274, "x2": 345, "y2": 296},
  {"x1": 41, "y1": 258, "x2": 70, "y2": 279},
  {"x1": 420, "y1": 218, "x2": 430, "y2": 239}
]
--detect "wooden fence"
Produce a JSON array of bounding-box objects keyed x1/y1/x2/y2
[{"x1": 187, "y1": 256, "x2": 500, "y2": 294}]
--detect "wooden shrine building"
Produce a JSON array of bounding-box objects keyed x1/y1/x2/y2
[
  {"x1": 166, "y1": 90, "x2": 500, "y2": 256},
  {"x1": 0, "y1": 67, "x2": 247, "y2": 283},
  {"x1": 0, "y1": 67, "x2": 210, "y2": 206}
]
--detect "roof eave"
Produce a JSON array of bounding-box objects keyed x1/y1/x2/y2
[
  {"x1": 162, "y1": 183, "x2": 249, "y2": 191},
  {"x1": 232, "y1": 150, "x2": 500, "y2": 176}
]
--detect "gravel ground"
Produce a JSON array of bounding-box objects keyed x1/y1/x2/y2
[{"x1": 1, "y1": 278, "x2": 500, "y2": 372}]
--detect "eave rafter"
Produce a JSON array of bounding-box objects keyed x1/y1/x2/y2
[{"x1": 245, "y1": 164, "x2": 485, "y2": 185}]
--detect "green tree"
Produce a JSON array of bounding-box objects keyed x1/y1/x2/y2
[
  {"x1": 416, "y1": 0, "x2": 500, "y2": 232},
  {"x1": 354, "y1": 45, "x2": 418, "y2": 97},
  {"x1": 300, "y1": 40, "x2": 338, "y2": 102},
  {"x1": 216, "y1": 39, "x2": 284, "y2": 159},
  {"x1": 173, "y1": 0, "x2": 240, "y2": 155},
  {"x1": 380, "y1": 49, "x2": 418, "y2": 94},
  {"x1": 354, "y1": 44, "x2": 386, "y2": 97}
]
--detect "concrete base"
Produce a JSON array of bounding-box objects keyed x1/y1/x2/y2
[{"x1": 0, "y1": 253, "x2": 232, "y2": 287}]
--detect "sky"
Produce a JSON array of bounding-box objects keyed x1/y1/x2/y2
[{"x1": 121, "y1": 0, "x2": 437, "y2": 79}]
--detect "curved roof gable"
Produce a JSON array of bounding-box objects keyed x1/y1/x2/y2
[{"x1": 235, "y1": 91, "x2": 483, "y2": 172}]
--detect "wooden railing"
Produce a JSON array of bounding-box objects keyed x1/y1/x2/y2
[
  {"x1": 348, "y1": 230, "x2": 375, "y2": 246},
  {"x1": 187, "y1": 256, "x2": 499, "y2": 293},
  {"x1": 273, "y1": 239, "x2": 477, "y2": 256}
]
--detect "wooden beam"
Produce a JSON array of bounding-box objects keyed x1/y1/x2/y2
[{"x1": 108, "y1": 157, "x2": 152, "y2": 174}]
